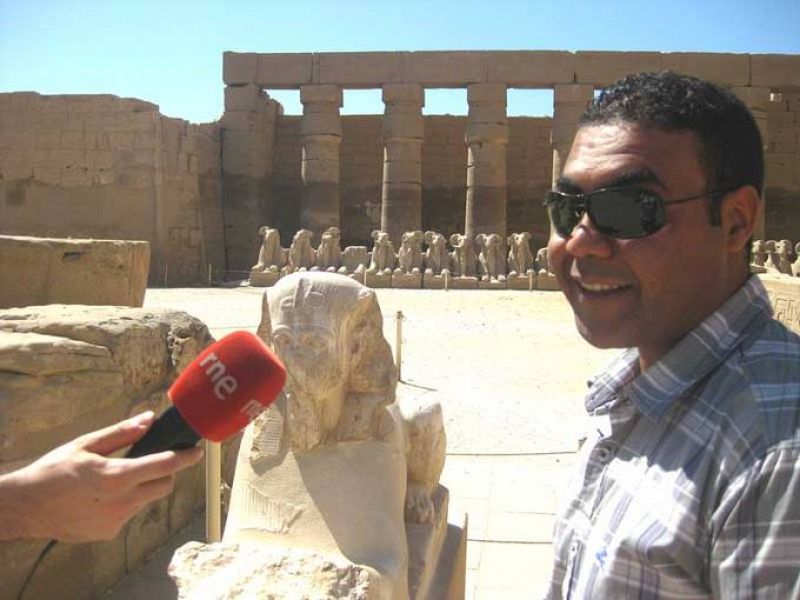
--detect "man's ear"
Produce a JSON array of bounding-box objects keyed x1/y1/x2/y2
[{"x1": 722, "y1": 186, "x2": 760, "y2": 254}]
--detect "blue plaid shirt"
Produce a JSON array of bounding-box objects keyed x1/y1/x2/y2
[{"x1": 546, "y1": 276, "x2": 800, "y2": 599}]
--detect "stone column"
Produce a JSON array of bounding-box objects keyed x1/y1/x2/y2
[
  {"x1": 465, "y1": 83, "x2": 508, "y2": 238},
  {"x1": 300, "y1": 84, "x2": 343, "y2": 235},
  {"x1": 221, "y1": 84, "x2": 279, "y2": 273},
  {"x1": 381, "y1": 83, "x2": 424, "y2": 243},
  {"x1": 551, "y1": 84, "x2": 594, "y2": 185},
  {"x1": 732, "y1": 86, "x2": 770, "y2": 239}
]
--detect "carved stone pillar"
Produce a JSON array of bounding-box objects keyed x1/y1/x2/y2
[
  {"x1": 300, "y1": 85, "x2": 342, "y2": 236},
  {"x1": 465, "y1": 83, "x2": 508, "y2": 238},
  {"x1": 221, "y1": 84, "x2": 278, "y2": 273},
  {"x1": 732, "y1": 86, "x2": 770, "y2": 239},
  {"x1": 381, "y1": 83, "x2": 424, "y2": 243},
  {"x1": 551, "y1": 84, "x2": 594, "y2": 185}
]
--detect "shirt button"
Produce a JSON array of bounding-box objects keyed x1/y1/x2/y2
[
  {"x1": 596, "y1": 445, "x2": 615, "y2": 464},
  {"x1": 569, "y1": 541, "x2": 579, "y2": 554}
]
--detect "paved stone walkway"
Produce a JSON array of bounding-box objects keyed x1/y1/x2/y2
[{"x1": 107, "y1": 284, "x2": 616, "y2": 599}]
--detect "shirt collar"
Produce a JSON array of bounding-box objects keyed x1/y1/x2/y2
[{"x1": 585, "y1": 276, "x2": 774, "y2": 419}]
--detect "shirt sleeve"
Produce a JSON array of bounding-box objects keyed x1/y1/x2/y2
[{"x1": 710, "y1": 445, "x2": 800, "y2": 599}]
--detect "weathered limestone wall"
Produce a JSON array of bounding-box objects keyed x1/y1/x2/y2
[
  {"x1": 159, "y1": 118, "x2": 225, "y2": 285},
  {"x1": 0, "y1": 305, "x2": 217, "y2": 600},
  {"x1": 0, "y1": 92, "x2": 224, "y2": 286},
  {"x1": 270, "y1": 114, "x2": 553, "y2": 248},
  {"x1": 766, "y1": 92, "x2": 800, "y2": 242}
]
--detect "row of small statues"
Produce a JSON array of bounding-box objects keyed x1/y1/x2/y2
[
  {"x1": 751, "y1": 239, "x2": 800, "y2": 277},
  {"x1": 251, "y1": 226, "x2": 554, "y2": 282}
]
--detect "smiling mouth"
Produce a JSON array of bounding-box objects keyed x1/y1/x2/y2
[{"x1": 576, "y1": 281, "x2": 632, "y2": 293}]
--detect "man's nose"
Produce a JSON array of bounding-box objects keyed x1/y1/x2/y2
[{"x1": 564, "y1": 213, "x2": 614, "y2": 259}]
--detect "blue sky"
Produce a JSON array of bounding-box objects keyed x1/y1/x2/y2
[{"x1": 1, "y1": 0, "x2": 798, "y2": 123}]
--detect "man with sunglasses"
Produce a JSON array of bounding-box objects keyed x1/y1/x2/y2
[{"x1": 543, "y1": 72, "x2": 800, "y2": 599}]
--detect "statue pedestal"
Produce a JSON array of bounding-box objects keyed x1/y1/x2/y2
[
  {"x1": 249, "y1": 270, "x2": 281, "y2": 287},
  {"x1": 392, "y1": 272, "x2": 422, "y2": 289},
  {"x1": 507, "y1": 272, "x2": 536, "y2": 291},
  {"x1": 449, "y1": 276, "x2": 479, "y2": 290},
  {"x1": 423, "y1": 273, "x2": 448, "y2": 289},
  {"x1": 478, "y1": 278, "x2": 507, "y2": 290},
  {"x1": 366, "y1": 271, "x2": 392, "y2": 288},
  {"x1": 536, "y1": 272, "x2": 560, "y2": 291}
]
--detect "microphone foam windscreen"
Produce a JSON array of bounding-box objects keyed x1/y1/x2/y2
[{"x1": 169, "y1": 330, "x2": 286, "y2": 442}]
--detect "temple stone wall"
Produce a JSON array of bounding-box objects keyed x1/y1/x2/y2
[
  {"x1": 0, "y1": 92, "x2": 224, "y2": 286},
  {"x1": 765, "y1": 91, "x2": 800, "y2": 242}
]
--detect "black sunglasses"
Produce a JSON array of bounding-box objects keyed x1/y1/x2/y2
[{"x1": 543, "y1": 187, "x2": 724, "y2": 240}]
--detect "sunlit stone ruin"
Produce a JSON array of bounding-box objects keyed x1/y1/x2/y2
[
  {"x1": 2, "y1": 51, "x2": 799, "y2": 286},
  {"x1": 1, "y1": 50, "x2": 799, "y2": 599}
]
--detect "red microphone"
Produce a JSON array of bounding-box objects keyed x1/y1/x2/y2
[{"x1": 126, "y1": 331, "x2": 286, "y2": 457}]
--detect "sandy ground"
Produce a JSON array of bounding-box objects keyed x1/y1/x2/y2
[{"x1": 108, "y1": 284, "x2": 618, "y2": 599}]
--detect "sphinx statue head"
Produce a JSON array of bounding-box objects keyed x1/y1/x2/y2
[{"x1": 257, "y1": 272, "x2": 396, "y2": 452}]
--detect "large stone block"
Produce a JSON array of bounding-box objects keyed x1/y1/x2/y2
[
  {"x1": 223, "y1": 52, "x2": 258, "y2": 85},
  {"x1": 0, "y1": 236, "x2": 150, "y2": 309},
  {"x1": 404, "y1": 51, "x2": 485, "y2": 87},
  {"x1": 573, "y1": 51, "x2": 663, "y2": 86},
  {"x1": 484, "y1": 51, "x2": 575, "y2": 86},
  {"x1": 750, "y1": 54, "x2": 800, "y2": 89},
  {"x1": 317, "y1": 52, "x2": 404, "y2": 87},
  {"x1": 299, "y1": 84, "x2": 343, "y2": 107},
  {"x1": 382, "y1": 83, "x2": 425, "y2": 105},
  {"x1": 224, "y1": 85, "x2": 266, "y2": 112},
  {"x1": 662, "y1": 53, "x2": 749, "y2": 86},
  {"x1": 255, "y1": 53, "x2": 313, "y2": 88}
]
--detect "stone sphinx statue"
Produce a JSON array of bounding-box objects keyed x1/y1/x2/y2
[
  {"x1": 395, "y1": 231, "x2": 424, "y2": 275},
  {"x1": 252, "y1": 226, "x2": 287, "y2": 273},
  {"x1": 751, "y1": 239, "x2": 767, "y2": 273},
  {"x1": 535, "y1": 246, "x2": 559, "y2": 290},
  {"x1": 775, "y1": 239, "x2": 794, "y2": 275},
  {"x1": 369, "y1": 230, "x2": 397, "y2": 275},
  {"x1": 367, "y1": 230, "x2": 396, "y2": 288},
  {"x1": 423, "y1": 231, "x2": 449, "y2": 275},
  {"x1": 171, "y1": 273, "x2": 456, "y2": 599},
  {"x1": 794, "y1": 242, "x2": 800, "y2": 277},
  {"x1": 288, "y1": 229, "x2": 316, "y2": 272},
  {"x1": 250, "y1": 226, "x2": 287, "y2": 286},
  {"x1": 393, "y1": 231, "x2": 424, "y2": 289},
  {"x1": 763, "y1": 240, "x2": 781, "y2": 274},
  {"x1": 315, "y1": 226, "x2": 346, "y2": 273},
  {"x1": 448, "y1": 233, "x2": 478, "y2": 278},
  {"x1": 475, "y1": 233, "x2": 506, "y2": 283},
  {"x1": 506, "y1": 232, "x2": 535, "y2": 277}
]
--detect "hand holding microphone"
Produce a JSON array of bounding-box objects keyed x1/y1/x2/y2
[
  {"x1": 0, "y1": 331, "x2": 286, "y2": 543},
  {"x1": 127, "y1": 330, "x2": 287, "y2": 457}
]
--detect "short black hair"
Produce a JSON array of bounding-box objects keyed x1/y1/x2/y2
[{"x1": 579, "y1": 71, "x2": 764, "y2": 226}]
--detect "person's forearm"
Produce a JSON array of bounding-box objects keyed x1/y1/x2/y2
[{"x1": 0, "y1": 469, "x2": 44, "y2": 541}]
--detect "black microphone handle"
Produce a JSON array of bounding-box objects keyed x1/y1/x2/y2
[{"x1": 125, "y1": 405, "x2": 202, "y2": 458}]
